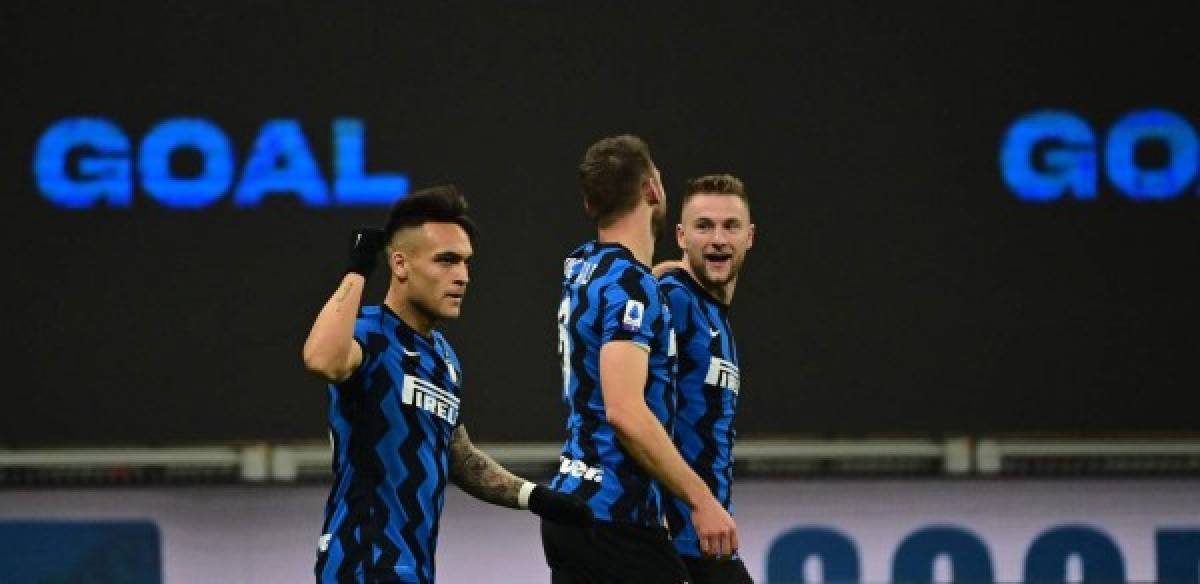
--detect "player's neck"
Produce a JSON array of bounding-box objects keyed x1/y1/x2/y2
[
  {"x1": 684, "y1": 263, "x2": 737, "y2": 306},
  {"x1": 717, "y1": 280, "x2": 737, "y2": 306},
  {"x1": 384, "y1": 286, "x2": 436, "y2": 338},
  {"x1": 596, "y1": 207, "x2": 654, "y2": 267}
]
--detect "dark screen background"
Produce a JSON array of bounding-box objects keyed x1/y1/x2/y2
[{"x1": 3, "y1": 2, "x2": 1198, "y2": 446}]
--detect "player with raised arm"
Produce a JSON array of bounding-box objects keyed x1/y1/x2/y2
[
  {"x1": 303, "y1": 186, "x2": 590, "y2": 584},
  {"x1": 657, "y1": 175, "x2": 755, "y2": 584},
  {"x1": 542, "y1": 136, "x2": 737, "y2": 584}
]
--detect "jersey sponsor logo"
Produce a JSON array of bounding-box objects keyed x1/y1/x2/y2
[
  {"x1": 622, "y1": 300, "x2": 645, "y2": 332},
  {"x1": 558, "y1": 456, "x2": 605, "y2": 483},
  {"x1": 401, "y1": 375, "x2": 460, "y2": 424},
  {"x1": 704, "y1": 357, "x2": 740, "y2": 394},
  {"x1": 709, "y1": 327, "x2": 720, "y2": 338}
]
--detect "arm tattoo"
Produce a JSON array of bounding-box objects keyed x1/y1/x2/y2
[{"x1": 449, "y1": 425, "x2": 524, "y2": 509}]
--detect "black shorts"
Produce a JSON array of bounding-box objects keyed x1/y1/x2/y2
[
  {"x1": 541, "y1": 519, "x2": 690, "y2": 584},
  {"x1": 681, "y1": 555, "x2": 754, "y2": 584}
]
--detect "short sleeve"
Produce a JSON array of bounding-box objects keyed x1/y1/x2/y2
[
  {"x1": 600, "y1": 267, "x2": 660, "y2": 349},
  {"x1": 340, "y1": 318, "x2": 379, "y2": 387}
]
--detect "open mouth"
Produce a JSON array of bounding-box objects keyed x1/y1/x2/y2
[
  {"x1": 446, "y1": 292, "x2": 465, "y2": 300},
  {"x1": 704, "y1": 252, "x2": 733, "y2": 265}
]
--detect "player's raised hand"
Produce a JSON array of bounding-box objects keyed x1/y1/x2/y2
[
  {"x1": 691, "y1": 495, "x2": 738, "y2": 558},
  {"x1": 346, "y1": 228, "x2": 387, "y2": 280}
]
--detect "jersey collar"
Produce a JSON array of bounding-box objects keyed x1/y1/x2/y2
[
  {"x1": 590, "y1": 240, "x2": 652, "y2": 272},
  {"x1": 667, "y1": 267, "x2": 731, "y2": 314},
  {"x1": 380, "y1": 303, "x2": 438, "y2": 344}
]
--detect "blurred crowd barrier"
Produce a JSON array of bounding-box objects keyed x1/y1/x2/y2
[{"x1": 4, "y1": 437, "x2": 1200, "y2": 487}]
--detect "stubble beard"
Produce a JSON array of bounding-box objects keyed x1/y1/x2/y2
[{"x1": 689, "y1": 252, "x2": 742, "y2": 291}]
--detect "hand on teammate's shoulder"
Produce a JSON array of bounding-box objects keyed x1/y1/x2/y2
[{"x1": 652, "y1": 260, "x2": 684, "y2": 279}]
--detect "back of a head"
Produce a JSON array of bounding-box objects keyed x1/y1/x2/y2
[
  {"x1": 578, "y1": 134, "x2": 654, "y2": 227},
  {"x1": 384, "y1": 184, "x2": 478, "y2": 242}
]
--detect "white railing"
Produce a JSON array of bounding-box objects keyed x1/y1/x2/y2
[
  {"x1": 0, "y1": 438, "x2": 963, "y2": 482},
  {"x1": 3, "y1": 437, "x2": 1198, "y2": 482},
  {"x1": 975, "y1": 438, "x2": 1200, "y2": 474}
]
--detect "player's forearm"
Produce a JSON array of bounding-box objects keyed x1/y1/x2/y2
[
  {"x1": 302, "y1": 273, "x2": 365, "y2": 379},
  {"x1": 609, "y1": 404, "x2": 714, "y2": 510},
  {"x1": 448, "y1": 426, "x2": 524, "y2": 509}
]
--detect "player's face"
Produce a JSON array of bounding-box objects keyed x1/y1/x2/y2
[
  {"x1": 403, "y1": 222, "x2": 473, "y2": 321},
  {"x1": 677, "y1": 194, "x2": 754, "y2": 288}
]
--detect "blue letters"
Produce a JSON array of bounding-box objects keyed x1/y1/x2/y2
[
  {"x1": 892, "y1": 526, "x2": 993, "y2": 584},
  {"x1": 333, "y1": 118, "x2": 409, "y2": 205},
  {"x1": 234, "y1": 120, "x2": 329, "y2": 207},
  {"x1": 140, "y1": 118, "x2": 234, "y2": 208},
  {"x1": 1001, "y1": 108, "x2": 1200, "y2": 202},
  {"x1": 32, "y1": 117, "x2": 408, "y2": 209},
  {"x1": 1024, "y1": 525, "x2": 1125, "y2": 584},
  {"x1": 1157, "y1": 529, "x2": 1200, "y2": 584},
  {"x1": 762, "y1": 522, "x2": 1194, "y2": 584},
  {"x1": 1001, "y1": 110, "x2": 1098, "y2": 202},
  {"x1": 1106, "y1": 110, "x2": 1199, "y2": 200},
  {"x1": 34, "y1": 117, "x2": 133, "y2": 208},
  {"x1": 766, "y1": 526, "x2": 860, "y2": 584}
]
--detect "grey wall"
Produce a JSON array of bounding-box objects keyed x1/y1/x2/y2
[{"x1": 2, "y1": 479, "x2": 1198, "y2": 583}]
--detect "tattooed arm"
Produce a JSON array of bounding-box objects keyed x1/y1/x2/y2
[
  {"x1": 448, "y1": 424, "x2": 525, "y2": 508},
  {"x1": 449, "y1": 425, "x2": 594, "y2": 526},
  {"x1": 302, "y1": 273, "x2": 366, "y2": 382}
]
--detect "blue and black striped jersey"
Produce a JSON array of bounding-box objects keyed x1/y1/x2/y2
[
  {"x1": 315, "y1": 305, "x2": 464, "y2": 584},
  {"x1": 658, "y1": 269, "x2": 741, "y2": 559},
  {"x1": 549, "y1": 241, "x2": 677, "y2": 527}
]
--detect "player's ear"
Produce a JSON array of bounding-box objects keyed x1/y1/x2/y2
[
  {"x1": 642, "y1": 175, "x2": 662, "y2": 205},
  {"x1": 390, "y1": 249, "x2": 409, "y2": 281},
  {"x1": 746, "y1": 223, "x2": 755, "y2": 250},
  {"x1": 675, "y1": 223, "x2": 685, "y2": 250}
]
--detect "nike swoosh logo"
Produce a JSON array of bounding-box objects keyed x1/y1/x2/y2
[{"x1": 402, "y1": 349, "x2": 421, "y2": 357}]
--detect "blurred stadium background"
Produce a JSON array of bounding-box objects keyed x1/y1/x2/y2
[{"x1": 2, "y1": 2, "x2": 1199, "y2": 582}]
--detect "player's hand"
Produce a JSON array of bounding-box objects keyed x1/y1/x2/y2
[
  {"x1": 691, "y1": 496, "x2": 738, "y2": 558},
  {"x1": 651, "y1": 260, "x2": 685, "y2": 279},
  {"x1": 528, "y1": 485, "x2": 593, "y2": 527},
  {"x1": 346, "y1": 228, "x2": 386, "y2": 279}
]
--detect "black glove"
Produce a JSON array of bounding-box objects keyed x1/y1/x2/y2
[
  {"x1": 528, "y1": 484, "x2": 593, "y2": 527},
  {"x1": 346, "y1": 228, "x2": 386, "y2": 279}
]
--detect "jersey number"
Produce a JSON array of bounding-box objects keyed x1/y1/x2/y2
[{"x1": 557, "y1": 296, "x2": 571, "y2": 400}]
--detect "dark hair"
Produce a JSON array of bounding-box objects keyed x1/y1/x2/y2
[
  {"x1": 683, "y1": 174, "x2": 749, "y2": 212},
  {"x1": 578, "y1": 134, "x2": 655, "y2": 227},
  {"x1": 383, "y1": 184, "x2": 477, "y2": 241}
]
